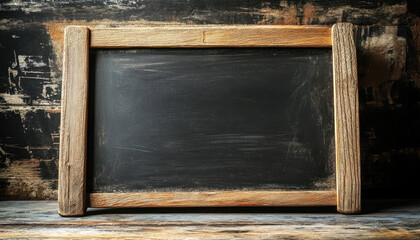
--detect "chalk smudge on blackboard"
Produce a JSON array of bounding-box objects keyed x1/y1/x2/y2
[{"x1": 87, "y1": 48, "x2": 335, "y2": 192}]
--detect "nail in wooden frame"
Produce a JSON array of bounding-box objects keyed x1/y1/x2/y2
[{"x1": 58, "y1": 23, "x2": 360, "y2": 216}]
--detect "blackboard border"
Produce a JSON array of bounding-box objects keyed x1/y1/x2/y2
[{"x1": 58, "y1": 24, "x2": 360, "y2": 216}]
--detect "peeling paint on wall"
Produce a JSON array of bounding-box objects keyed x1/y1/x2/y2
[
  {"x1": 358, "y1": 26, "x2": 407, "y2": 106},
  {"x1": 0, "y1": 159, "x2": 57, "y2": 200}
]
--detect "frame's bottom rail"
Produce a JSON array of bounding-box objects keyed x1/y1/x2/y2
[{"x1": 89, "y1": 191, "x2": 337, "y2": 208}]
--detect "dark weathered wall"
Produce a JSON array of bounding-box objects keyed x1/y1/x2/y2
[{"x1": 0, "y1": 0, "x2": 419, "y2": 200}]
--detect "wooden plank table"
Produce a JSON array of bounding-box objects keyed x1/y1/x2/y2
[{"x1": 0, "y1": 200, "x2": 419, "y2": 239}]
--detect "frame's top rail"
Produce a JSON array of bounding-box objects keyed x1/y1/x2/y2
[{"x1": 86, "y1": 25, "x2": 332, "y2": 48}]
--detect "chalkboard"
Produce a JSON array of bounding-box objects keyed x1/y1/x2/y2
[
  {"x1": 58, "y1": 25, "x2": 361, "y2": 216},
  {"x1": 87, "y1": 48, "x2": 335, "y2": 193}
]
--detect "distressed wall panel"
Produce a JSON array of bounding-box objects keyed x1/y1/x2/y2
[{"x1": 0, "y1": 0, "x2": 419, "y2": 200}]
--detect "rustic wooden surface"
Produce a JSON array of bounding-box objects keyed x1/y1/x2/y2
[
  {"x1": 0, "y1": 200, "x2": 419, "y2": 239},
  {"x1": 90, "y1": 26, "x2": 331, "y2": 47},
  {"x1": 332, "y1": 23, "x2": 361, "y2": 213},
  {"x1": 0, "y1": 0, "x2": 419, "y2": 200},
  {"x1": 58, "y1": 26, "x2": 89, "y2": 216},
  {"x1": 89, "y1": 191, "x2": 337, "y2": 208}
]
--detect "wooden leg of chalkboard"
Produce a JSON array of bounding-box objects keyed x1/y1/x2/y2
[
  {"x1": 332, "y1": 23, "x2": 362, "y2": 214},
  {"x1": 58, "y1": 26, "x2": 90, "y2": 216}
]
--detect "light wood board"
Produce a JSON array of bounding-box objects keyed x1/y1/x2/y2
[
  {"x1": 332, "y1": 23, "x2": 361, "y2": 214},
  {"x1": 58, "y1": 26, "x2": 90, "y2": 216},
  {"x1": 90, "y1": 25, "x2": 331, "y2": 48}
]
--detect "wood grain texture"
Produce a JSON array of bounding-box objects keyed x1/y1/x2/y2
[
  {"x1": 332, "y1": 23, "x2": 361, "y2": 214},
  {"x1": 58, "y1": 26, "x2": 90, "y2": 216},
  {"x1": 90, "y1": 26, "x2": 332, "y2": 48},
  {"x1": 89, "y1": 191, "x2": 337, "y2": 208}
]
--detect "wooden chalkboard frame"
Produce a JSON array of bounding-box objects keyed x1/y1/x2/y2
[{"x1": 58, "y1": 23, "x2": 360, "y2": 216}]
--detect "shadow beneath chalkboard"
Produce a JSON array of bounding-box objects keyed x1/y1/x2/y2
[
  {"x1": 85, "y1": 206, "x2": 337, "y2": 215},
  {"x1": 361, "y1": 199, "x2": 420, "y2": 214}
]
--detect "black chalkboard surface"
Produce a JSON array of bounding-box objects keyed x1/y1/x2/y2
[{"x1": 87, "y1": 48, "x2": 335, "y2": 193}]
